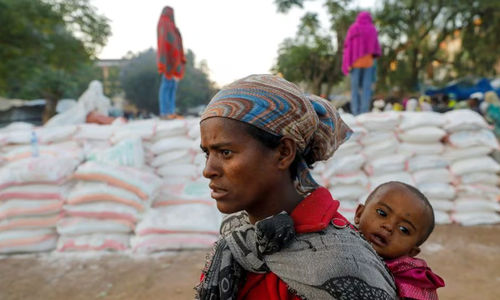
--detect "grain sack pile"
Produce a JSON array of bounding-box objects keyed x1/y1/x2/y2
[
  {"x1": 0, "y1": 154, "x2": 81, "y2": 253},
  {"x1": 147, "y1": 118, "x2": 203, "y2": 183},
  {"x1": 443, "y1": 110, "x2": 500, "y2": 225},
  {"x1": 397, "y1": 112, "x2": 452, "y2": 224},
  {"x1": 356, "y1": 112, "x2": 414, "y2": 190},
  {"x1": 131, "y1": 181, "x2": 221, "y2": 253},
  {"x1": 58, "y1": 158, "x2": 162, "y2": 251},
  {"x1": 313, "y1": 113, "x2": 368, "y2": 221},
  {"x1": 1, "y1": 109, "x2": 499, "y2": 255},
  {"x1": 134, "y1": 118, "x2": 221, "y2": 253}
]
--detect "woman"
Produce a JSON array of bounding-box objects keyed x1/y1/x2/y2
[
  {"x1": 342, "y1": 11, "x2": 381, "y2": 116},
  {"x1": 157, "y1": 6, "x2": 186, "y2": 119},
  {"x1": 196, "y1": 74, "x2": 396, "y2": 299}
]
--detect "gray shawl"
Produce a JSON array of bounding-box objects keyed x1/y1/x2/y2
[{"x1": 196, "y1": 211, "x2": 396, "y2": 299}]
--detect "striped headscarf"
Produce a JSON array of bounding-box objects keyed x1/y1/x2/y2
[{"x1": 201, "y1": 74, "x2": 352, "y2": 193}]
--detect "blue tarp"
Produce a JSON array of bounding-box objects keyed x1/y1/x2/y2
[{"x1": 425, "y1": 77, "x2": 500, "y2": 100}]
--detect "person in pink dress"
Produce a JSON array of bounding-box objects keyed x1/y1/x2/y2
[
  {"x1": 354, "y1": 181, "x2": 445, "y2": 300},
  {"x1": 342, "y1": 11, "x2": 381, "y2": 115}
]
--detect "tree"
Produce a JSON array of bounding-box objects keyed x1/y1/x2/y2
[
  {"x1": 374, "y1": 0, "x2": 500, "y2": 92},
  {"x1": 120, "y1": 49, "x2": 216, "y2": 115},
  {"x1": 275, "y1": 0, "x2": 500, "y2": 95},
  {"x1": 274, "y1": 13, "x2": 337, "y2": 94},
  {"x1": 273, "y1": 0, "x2": 356, "y2": 95},
  {"x1": 0, "y1": 0, "x2": 110, "y2": 122},
  {"x1": 177, "y1": 51, "x2": 218, "y2": 113}
]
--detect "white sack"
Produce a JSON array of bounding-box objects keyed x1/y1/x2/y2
[
  {"x1": 443, "y1": 109, "x2": 489, "y2": 132},
  {"x1": 460, "y1": 172, "x2": 499, "y2": 185},
  {"x1": 327, "y1": 172, "x2": 368, "y2": 187},
  {"x1": 429, "y1": 199, "x2": 454, "y2": 212},
  {"x1": 151, "y1": 137, "x2": 195, "y2": 155},
  {"x1": 454, "y1": 200, "x2": 500, "y2": 213},
  {"x1": 452, "y1": 212, "x2": 500, "y2": 226},
  {"x1": 362, "y1": 138, "x2": 399, "y2": 159},
  {"x1": 329, "y1": 185, "x2": 368, "y2": 201},
  {"x1": 399, "y1": 112, "x2": 445, "y2": 131},
  {"x1": 407, "y1": 155, "x2": 449, "y2": 172},
  {"x1": 413, "y1": 168, "x2": 453, "y2": 185},
  {"x1": 87, "y1": 137, "x2": 144, "y2": 168},
  {"x1": 356, "y1": 112, "x2": 400, "y2": 131},
  {"x1": 73, "y1": 161, "x2": 162, "y2": 200},
  {"x1": 369, "y1": 172, "x2": 415, "y2": 189},
  {"x1": 57, "y1": 233, "x2": 130, "y2": 251},
  {"x1": 443, "y1": 145, "x2": 492, "y2": 162},
  {"x1": 418, "y1": 182, "x2": 456, "y2": 200},
  {"x1": 135, "y1": 204, "x2": 221, "y2": 236},
  {"x1": 324, "y1": 154, "x2": 366, "y2": 177},
  {"x1": 398, "y1": 126, "x2": 446, "y2": 143},
  {"x1": 448, "y1": 129, "x2": 499, "y2": 149},
  {"x1": 450, "y1": 156, "x2": 500, "y2": 176},
  {"x1": 398, "y1": 142, "x2": 444, "y2": 156},
  {"x1": 364, "y1": 154, "x2": 407, "y2": 176},
  {"x1": 57, "y1": 217, "x2": 134, "y2": 235}
]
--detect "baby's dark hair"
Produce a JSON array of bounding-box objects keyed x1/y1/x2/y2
[{"x1": 367, "y1": 181, "x2": 435, "y2": 246}]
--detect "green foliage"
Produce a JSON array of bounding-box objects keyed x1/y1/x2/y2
[
  {"x1": 275, "y1": 0, "x2": 500, "y2": 94},
  {"x1": 46, "y1": 0, "x2": 111, "y2": 57},
  {"x1": 275, "y1": 0, "x2": 305, "y2": 13},
  {"x1": 273, "y1": 1, "x2": 355, "y2": 95},
  {"x1": 0, "y1": 0, "x2": 110, "y2": 121},
  {"x1": 177, "y1": 51, "x2": 218, "y2": 113},
  {"x1": 120, "y1": 49, "x2": 216, "y2": 115},
  {"x1": 374, "y1": 0, "x2": 500, "y2": 92},
  {"x1": 120, "y1": 49, "x2": 160, "y2": 113}
]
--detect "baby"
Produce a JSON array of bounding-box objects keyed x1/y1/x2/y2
[{"x1": 354, "y1": 181, "x2": 445, "y2": 300}]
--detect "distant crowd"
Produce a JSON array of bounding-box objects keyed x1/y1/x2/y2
[{"x1": 339, "y1": 91, "x2": 500, "y2": 139}]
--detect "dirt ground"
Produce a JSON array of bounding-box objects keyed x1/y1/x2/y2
[{"x1": 0, "y1": 224, "x2": 499, "y2": 300}]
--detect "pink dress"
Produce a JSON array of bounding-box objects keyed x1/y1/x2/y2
[{"x1": 385, "y1": 256, "x2": 445, "y2": 300}]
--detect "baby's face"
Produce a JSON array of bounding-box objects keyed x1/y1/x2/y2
[{"x1": 355, "y1": 185, "x2": 431, "y2": 259}]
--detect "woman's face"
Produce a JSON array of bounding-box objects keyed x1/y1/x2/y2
[{"x1": 200, "y1": 117, "x2": 282, "y2": 215}]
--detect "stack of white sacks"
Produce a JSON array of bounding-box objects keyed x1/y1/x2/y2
[
  {"x1": 0, "y1": 123, "x2": 79, "y2": 166},
  {"x1": 131, "y1": 180, "x2": 221, "y2": 253},
  {"x1": 320, "y1": 111, "x2": 500, "y2": 225},
  {"x1": 133, "y1": 118, "x2": 221, "y2": 253},
  {"x1": 73, "y1": 123, "x2": 115, "y2": 155},
  {"x1": 397, "y1": 112, "x2": 452, "y2": 224},
  {"x1": 57, "y1": 136, "x2": 162, "y2": 251},
  {"x1": 147, "y1": 118, "x2": 203, "y2": 183},
  {"x1": 312, "y1": 113, "x2": 368, "y2": 221},
  {"x1": 0, "y1": 124, "x2": 83, "y2": 253},
  {"x1": 443, "y1": 110, "x2": 500, "y2": 225},
  {"x1": 356, "y1": 112, "x2": 411, "y2": 190},
  {"x1": 109, "y1": 119, "x2": 156, "y2": 173},
  {"x1": 4, "y1": 108, "x2": 500, "y2": 255},
  {"x1": 0, "y1": 154, "x2": 82, "y2": 254}
]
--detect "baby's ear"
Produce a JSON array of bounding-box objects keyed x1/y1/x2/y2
[
  {"x1": 409, "y1": 246, "x2": 421, "y2": 257},
  {"x1": 354, "y1": 204, "x2": 365, "y2": 225}
]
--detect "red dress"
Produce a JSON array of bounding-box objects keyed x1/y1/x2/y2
[{"x1": 236, "y1": 187, "x2": 349, "y2": 300}]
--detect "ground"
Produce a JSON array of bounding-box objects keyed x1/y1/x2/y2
[{"x1": 0, "y1": 224, "x2": 499, "y2": 300}]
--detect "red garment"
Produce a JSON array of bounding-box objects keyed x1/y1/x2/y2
[
  {"x1": 237, "y1": 187, "x2": 349, "y2": 300},
  {"x1": 385, "y1": 256, "x2": 445, "y2": 300},
  {"x1": 157, "y1": 6, "x2": 186, "y2": 79}
]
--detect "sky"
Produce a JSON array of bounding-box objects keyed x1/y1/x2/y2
[{"x1": 92, "y1": 0, "x2": 375, "y2": 87}]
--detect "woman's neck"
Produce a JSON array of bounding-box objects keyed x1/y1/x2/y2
[{"x1": 247, "y1": 184, "x2": 304, "y2": 224}]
